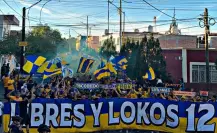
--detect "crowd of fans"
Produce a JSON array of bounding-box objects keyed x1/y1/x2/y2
[
  {"x1": 1, "y1": 70, "x2": 216, "y2": 133},
  {"x1": 1, "y1": 72, "x2": 215, "y2": 103}
]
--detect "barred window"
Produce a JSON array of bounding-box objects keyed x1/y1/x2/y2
[{"x1": 192, "y1": 65, "x2": 217, "y2": 83}]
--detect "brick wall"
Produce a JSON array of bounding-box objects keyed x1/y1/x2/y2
[{"x1": 158, "y1": 35, "x2": 197, "y2": 48}]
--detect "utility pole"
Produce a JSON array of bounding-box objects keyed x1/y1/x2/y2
[
  {"x1": 108, "y1": 0, "x2": 110, "y2": 34},
  {"x1": 87, "y1": 16, "x2": 89, "y2": 46},
  {"x1": 123, "y1": 12, "x2": 125, "y2": 36},
  {"x1": 199, "y1": 8, "x2": 216, "y2": 90},
  {"x1": 204, "y1": 8, "x2": 210, "y2": 90},
  {"x1": 119, "y1": 0, "x2": 122, "y2": 52},
  {"x1": 20, "y1": 7, "x2": 26, "y2": 73}
]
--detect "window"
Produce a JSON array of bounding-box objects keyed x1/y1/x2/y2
[{"x1": 192, "y1": 65, "x2": 217, "y2": 83}]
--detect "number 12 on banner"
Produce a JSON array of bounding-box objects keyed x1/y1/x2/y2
[{"x1": 186, "y1": 104, "x2": 215, "y2": 132}]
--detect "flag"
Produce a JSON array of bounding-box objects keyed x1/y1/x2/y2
[
  {"x1": 37, "y1": 62, "x2": 49, "y2": 73},
  {"x1": 94, "y1": 62, "x2": 117, "y2": 80},
  {"x1": 105, "y1": 62, "x2": 117, "y2": 74},
  {"x1": 77, "y1": 57, "x2": 94, "y2": 73},
  {"x1": 62, "y1": 67, "x2": 73, "y2": 78},
  {"x1": 42, "y1": 62, "x2": 62, "y2": 79},
  {"x1": 109, "y1": 55, "x2": 115, "y2": 61},
  {"x1": 23, "y1": 55, "x2": 46, "y2": 74},
  {"x1": 143, "y1": 67, "x2": 155, "y2": 80},
  {"x1": 114, "y1": 56, "x2": 127, "y2": 65},
  {"x1": 56, "y1": 62, "x2": 62, "y2": 69},
  {"x1": 110, "y1": 56, "x2": 128, "y2": 70},
  {"x1": 94, "y1": 69, "x2": 111, "y2": 80},
  {"x1": 37, "y1": 62, "x2": 59, "y2": 74},
  {"x1": 43, "y1": 69, "x2": 62, "y2": 79},
  {"x1": 97, "y1": 58, "x2": 106, "y2": 69}
]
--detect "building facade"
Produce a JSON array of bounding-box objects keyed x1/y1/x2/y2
[
  {"x1": 0, "y1": 15, "x2": 19, "y2": 40},
  {"x1": 162, "y1": 48, "x2": 217, "y2": 91},
  {"x1": 100, "y1": 31, "x2": 162, "y2": 52},
  {"x1": 87, "y1": 36, "x2": 100, "y2": 51}
]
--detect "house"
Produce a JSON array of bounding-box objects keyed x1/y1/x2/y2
[
  {"x1": 87, "y1": 36, "x2": 100, "y2": 51},
  {"x1": 162, "y1": 48, "x2": 217, "y2": 91},
  {"x1": 100, "y1": 30, "x2": 162, "y2": 52},
  {"x1": 0, "y1": 15, "x2": 19, "y2": 40}
]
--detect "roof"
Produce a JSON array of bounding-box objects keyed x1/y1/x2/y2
[
  {"x1": 210, "y1": 33, "x2": 217, "y2": 36},
  {"x1": 0, "y1": 15, "x2": 19, "y2": 25},
  {"x1": 102, "y1": 31, "x2": 163, "y2": 37},
  {"x1": 160, "y1": 34, "x2": 197, "y2": 37}
]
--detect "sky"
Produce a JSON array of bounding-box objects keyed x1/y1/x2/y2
[{"x1": 1, "y1": 0, "x2": 217, "y2": 38}]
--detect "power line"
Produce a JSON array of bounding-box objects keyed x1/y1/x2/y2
[
  {"x1": 2, "y1": 0, "x2": 40, "y2": 23},
  {"x1": 27, "y1": 0, "x2": 42, "y2": 28},
  {"x1": 141, "y1": 0, "x2": 173, "y2": 18},
  {"x1": 40, "y1": 0, "x2": 52, "y2": 24},
  {"x1": 3, "y1": 0, "x2": 22, "y2": 16}
]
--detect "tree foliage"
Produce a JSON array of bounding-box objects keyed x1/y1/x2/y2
[
  {"x1": 99, "y1": 36, "x2": 117, "y2": 59},
  {"x1": 145, "y1": 35, "x2": 168, "y2": 80},
  {"x1": 0, "y1": 26, "x2": 64, "y2": 60},
  {"x1": 0, "y1": 36, "x2": 20, "y2": 57},
  {"x1": 120, "y1": 35, "x2": 169, "y2": 81}
]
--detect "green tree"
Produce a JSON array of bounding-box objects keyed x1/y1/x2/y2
[
  {"x1": 124, "y1": 36, "x2": 148, "y2": 80},
  {"x1": 120, "y1": 38, "x2": 130, "y2": 57},
  {"x1": 126, "y1": 42, "x2": 138, "y2": 79},
  {"x1": 99, "y1": 36, "x2": 116, "y2": 59},
  {"x1": 0, "y1": 35, "x2": 20, "y2": 57},
  {"x1": 123, "y1": 35, "x2": 169, "y2": 81},
  {"x1": 145, "y1": 34, "x2": 168, "y2": 80},
  {"x1": 135, "y1": 36, "x2": 148, "y2": 81},
  {"x1": 0, "y1": 26, "x2": 63, "y2": 60}
]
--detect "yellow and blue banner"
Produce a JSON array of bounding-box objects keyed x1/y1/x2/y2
[
  {"x1": 3, "y1": 98, "x2": 217, "y2": 133},
  {"x1": 94, "y1": 69, "x2": 111, "y2": 80},
  {"x1": 43, "y1": 68, "x2": 62, "y2": 79},
  {"x1": 41, "y1": 61, "x2": 62, "y2": 79},
  {"x1": 77, "y1": 57, "x2": 94, "y2": 73},
  {"x1": 37, "y1": 62, "x2": 56, "y2": 73},
  {"x1": 23, "y1": 55, "x2": 46, "y2": 74},
  {"x1": 110, "y1": 56, "x2": 128, "y2": 70},
  {"x1": 143, "y1": 67, "x2": 155, "y2": 80},
  {"x1": 94, "y1": 62, "x2": 117, "y2": 80}
]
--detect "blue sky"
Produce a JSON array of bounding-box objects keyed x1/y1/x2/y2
[{"x1": 1, "y1": 0, "x2": 217, "y2": 38}]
